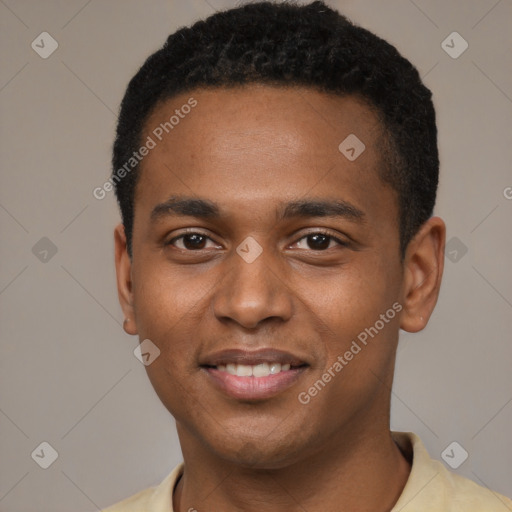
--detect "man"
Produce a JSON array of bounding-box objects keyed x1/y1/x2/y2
[{"x1": 104, "y1": 1, "x2": 512, "y2": 510}]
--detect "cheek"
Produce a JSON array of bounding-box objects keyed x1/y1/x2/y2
[
  {"x1": 130, "y1": 264, "x2": 217, "y2": 389},
  {"x1": 307, "y1": 257, "x2": 402, "y2": 369},
  {"x1": 310, "y1": 262, "x2": 396, "y2": 331},
  {"x1": 132, "y1": 261, "x2": 211, "y2": 336}
]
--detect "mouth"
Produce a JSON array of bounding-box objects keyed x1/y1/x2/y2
[
  {"x1": 200, "y1": 348, "x2": 309, "y2": 401},
  {"x1": 213, "y1": 361, "x2": 295, "y2": 376}
]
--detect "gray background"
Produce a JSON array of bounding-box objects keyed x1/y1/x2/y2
[{"x1": 0, "y1": 0, "x2": 511, "y2": 510}]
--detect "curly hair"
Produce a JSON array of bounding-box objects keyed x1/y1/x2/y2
[{"x1": 112, "y1": 0, "x2": 438, "y2": 257}]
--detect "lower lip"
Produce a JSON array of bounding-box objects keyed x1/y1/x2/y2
[{"x1": 203, "y1": 367, "x2": 307, "y2": 400}]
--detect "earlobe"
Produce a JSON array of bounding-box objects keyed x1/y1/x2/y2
[
  {"x1": 114, "y1": 224, "x2": 138, "y2": 335},
  {"x1": 399, "y1": 216, "x2": 446, "y2": 333}
]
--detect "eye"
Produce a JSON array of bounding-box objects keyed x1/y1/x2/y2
[
  {"x1": 292, "y1": 231, "x2": 347, "y2": 251},
  {"x1": 167, "y1": 232, "x2": 220, "y2": 251}
]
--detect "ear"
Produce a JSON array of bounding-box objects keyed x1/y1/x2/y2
[
  {"x1": 114, "y1": 224, "x2": 138, "y2": 335},
  {"x1": 400, "y1": 216, "x2": 446, "y2": 333}
]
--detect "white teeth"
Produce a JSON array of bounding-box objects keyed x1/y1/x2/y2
[
  {"x1": 269, "y1": 363, "x2": 282, "y2": 374},
  {"x1": 236, "y1": 364, "x2": 253, "y2": 377},
  {"x1": 215, "y1": 362, "x2": 294, "y2": 376},
  {"x1": 253, "y1": 363, "x2": 270, "y2": 377}
]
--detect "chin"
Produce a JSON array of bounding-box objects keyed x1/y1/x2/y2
[{"x1": 204, "y1": 425, "x2": 316, "y2": 470}]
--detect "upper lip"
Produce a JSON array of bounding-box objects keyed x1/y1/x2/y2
[{"x1": 200, "y1": 348, "x2": 309, "y2": 367}]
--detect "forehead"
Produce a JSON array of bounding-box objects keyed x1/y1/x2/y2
[
  {"x1": 135, "y1": 85, "x2": 394, "y2": 222},
  {"x1": 142, "y1": 85, "x2": 382, "y2": 162}
]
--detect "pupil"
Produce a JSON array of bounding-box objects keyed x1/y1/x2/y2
[
  {"x1": 184, "y1": 234, "x2": 206, "y2": 250},
  {"x1": 308, "y1": 234, "x2": 330, "y2": 250}
]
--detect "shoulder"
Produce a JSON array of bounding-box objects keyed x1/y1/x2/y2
[
  {"x1": 441, "y1": 465, "x2": 512, "y2": 509},
  {"x1": 392, "y1": 432, "x2": 512, "y2": 511},
  {"x1": 101, "y1": 463, "x2": 184, "y2": 512},
  {"x1": 101, "y1": 487, "x2": 153, "y2": 512}
]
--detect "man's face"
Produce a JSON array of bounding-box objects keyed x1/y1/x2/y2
[{"x1": 123, "y1": 86, "x2": 405, "y2": 467}]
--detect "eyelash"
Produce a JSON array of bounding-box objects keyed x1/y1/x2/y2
[
  {"x1": 294, "y1": 231, "x2": 349, "y2": 250},
  {"x1": 166, "y1": 229, "x2": 348, "y2": 251}
]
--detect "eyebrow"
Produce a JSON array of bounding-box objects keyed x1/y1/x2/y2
[
  {"x1": 280, "y1": 199, "x2": 365, "y2": 222},
  {"x1": 151, "y1": 196, "x2": 219, "y2": 221},
  {"x1": 150, "y1": 196, "x2": 365, "y2": 223}
]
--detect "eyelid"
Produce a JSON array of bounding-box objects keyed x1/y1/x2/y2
[
  {"x1": 166, "y1": 228, "x2": 221, "y2": 248},
  {"x1": 164, "y1": 228, "x2": 349, "y2": 250},
  {"x1": 290, "y1": 228, "x2": 349, "y2": 248}
]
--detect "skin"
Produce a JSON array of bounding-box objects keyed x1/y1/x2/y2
[{"x1": 114, "y1": 85, "x2": 445, "y2": 512}]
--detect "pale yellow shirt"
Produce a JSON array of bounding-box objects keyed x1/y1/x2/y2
[{"x1": 102, "y1": 432, "x2": 512, "y2": 511}]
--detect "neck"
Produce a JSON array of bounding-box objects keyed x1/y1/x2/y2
[{"x1": 173, "y1": 425, "x2": 411, "y2": 512}]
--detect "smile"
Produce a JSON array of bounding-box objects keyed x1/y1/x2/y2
[
  {"x1": 200, "y1": 348, "x2": 309, "y2": 400},
  {"x1": 216, "y1": 362, "x2": 292, "y2": 377}
]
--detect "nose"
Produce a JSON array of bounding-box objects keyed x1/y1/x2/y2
[{"x1": 212, "y1": 247, "x2": 294, "y2": 330}]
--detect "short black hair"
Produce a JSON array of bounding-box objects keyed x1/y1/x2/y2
[{"x1": 112, "y1": 0, "x2": 438, "y2": 257}]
